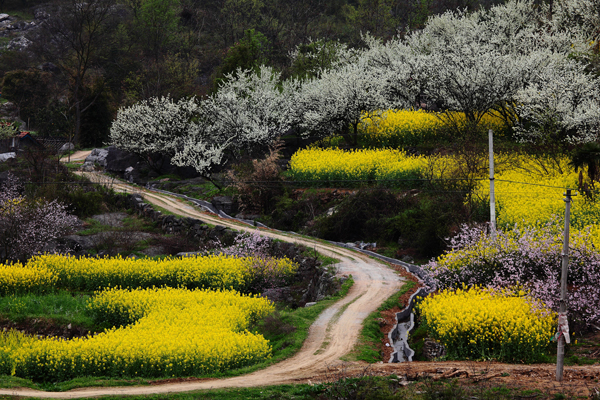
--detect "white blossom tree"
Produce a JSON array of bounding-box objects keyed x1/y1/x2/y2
[
  {"x1": 109, "y1": 96, "x2": 199, "y2": 159},
  {"x1": 171, "y1": 66, "x2": 298, "y2": 176},
  {"x1": 296, "y1": 57, "x2": 391, "y2": 145},
  {"x1": 515, "y1": 57, "x2": 600, "y2": 144}
]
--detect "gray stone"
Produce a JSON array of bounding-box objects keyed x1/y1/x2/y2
[
  {"x1": 6, "y1": 36, "x2": 31, "y2": 51},
  {"x1": 91, "y1": 212, "x2": 128, "y2": 228},
  {"x1": 423, "y1": 338, "x2": 446, "y2": 360},
  {"x1": 0, "y1": 14, "x2": 10, "y2": 22},
  {"x1": 80, "y1": 162, "x2": 95, "y2": 172},
  {"x1": 104, "y1": 146, "x2": 141, "y2": 173},
  {"x1": 211, "y1": 196, "x2": 238, "y2": 215},
  {"x1": 304, "y1": 302, "x2": 317, "y2": 307},
  {"x1": 0, "y1": 152, "x2": 16, "y2": 162},
  {"x1": 58, "y1": 142, "x2": 74, "y2": 154},
  {"x1": 85, "y1": 148, "x2": 109, "y2": 167}
]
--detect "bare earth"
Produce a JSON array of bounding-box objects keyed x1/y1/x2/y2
[{"x1": 1, "y1": 172, "x2": 598, "y2": 398}]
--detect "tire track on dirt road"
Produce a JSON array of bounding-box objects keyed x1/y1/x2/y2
[{"x1": 1, "y1": 172, "x2": 404, "y2": 398}]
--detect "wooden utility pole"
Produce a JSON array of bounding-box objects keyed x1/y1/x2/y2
[
  {"x1": 489, "y1": 129, "x2": 496, "y2": 239},
  {"x1": 556, "y1": 189, "x2": 572, "y2": 382}
]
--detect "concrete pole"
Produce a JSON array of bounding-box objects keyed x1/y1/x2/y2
[
  {"x1": 556, "y1": 189, "x2": 572, "y2": 382},
  {"x1": 489, "y1": 129, "x2": 496, "y2": 240}
]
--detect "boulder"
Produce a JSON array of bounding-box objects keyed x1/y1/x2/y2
[
  {"x1": 104, "y1": 146, "x2": 141, "y2": 173},
  {"x1": 0, "y1": 152, "x2": 16, "y2": 162},
  {"x1": 211, "y1": 196, "x2": 238, "y2": 215},
  {"x1": 85, "y1": 147, "x2": 109, "y2": 167},
  {"x1": 0, "y1": 14, "x2": 10, "y2": 22},
  {"x1": 58, "y1": 142, "x2": 74, "y2": 154},
  {"x1": 6, "y1": 36, "x2": 31, "y2": 51}
]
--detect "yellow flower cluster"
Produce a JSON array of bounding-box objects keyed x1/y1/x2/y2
[
  {"x1": 0, "y1": 330, "x2": 36, "y2": 375},
  {"x1": 474, "y1": 154, "x2": 600, "y2": 245},
  {"x1": 418, "y1": 286, "x2": 555, "y2": 362},
  {"x1": 288, "y1": 148, "x2": 427, "y2": 187},
  {"x1": 0, "y1": 262, "x2": 56, "y2": 296},
  {"x1": 20, "y1": 254, "x2": 296, "y2": 292},
  {"x1": 358, "y1": 109, "x2": 508, "y2": 147},
  {"x1": 13, "y1": 288, "x2": 274, "y2": 382}
]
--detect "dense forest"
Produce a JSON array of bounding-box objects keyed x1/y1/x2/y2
[{"x1": 0, "y1": 0, "x2": 507, "y2": 146}]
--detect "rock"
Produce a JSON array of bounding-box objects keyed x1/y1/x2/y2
[
  {"x1": 6, "y1": 36, "x2": 31, "y2": 51},
  {"x1": 0, "y1": 14, "x2": 10, "y2": 22},
  {"x1": 211, "y1": 196, "x2": 238, "y2": 215},
  {"x1": 34, "y1": 8, "x2": 50, "y2": 20},
  {"x1": 124, "y1": 166, "x2": 135, "y2": 182},
  {"x1": 401, "y1": 255, "x2": 414, "y2": 263},
  {"x1": 0, "y1": 152, "x2": 16, "y2": 162},
  {"x1": 0, "y1": 102, "x2": 17, "y2": 114},
  {"x1": 423, "y1": 338, "x2": 446, "y2": 360},
  {"x1": 80, "y1": 162, "x2": 95, "y2": 172},
  {"x1": 39, "y1": 62, "x2": 60, "y2": 73},
  {"x1": 104, "y1": 146, "x2": 141, "y2": 173},
  {"x1": 85, "y1": 148, "x2": 109, "y2": 167},
  {"x1": 58, "y1": 142, "x2": 74, "y2": 154},
  {"x1": 304, "y1": 302, "x2": 317, "y2": 307}
]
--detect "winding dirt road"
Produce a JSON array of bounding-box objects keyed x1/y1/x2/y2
[{"x1": 0, "y1": 172, "x2": 405, "y2": 398}]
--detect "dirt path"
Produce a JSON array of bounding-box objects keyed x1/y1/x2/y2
[
  {"x1": 59, "y1": 150, "x2": 92, "y2": 162},
  {"x1": 0, "y1": 172, "x2": 404, "y2": 398},
  {"x1": 3, "y1": 173, "x2": 598, "y2": 398}
]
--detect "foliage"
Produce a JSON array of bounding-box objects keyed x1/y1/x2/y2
[
  {"x1": 219, "y1": 230, "x2": 299, "y2": 292},
  {"x1": 288, "y1": 39, "x2": 359, "y2": 79},
  {"x1": 296, "y1": 57, "x2": 391, "y2": 145},
  {"x1": 1, "y1": 69, "x2": 52, "y2": 128},
  {"x1": 227, "y1": 140, "x2": 285, "y2": 213},
  {"x1": 0, "y1": 174, "x2": 78, "y2": 263},
  {"x1": 418, "y1": 286, "x2": 555, "y2": 362},
  {"x1": 109, "y1": 95, "x2": 199, "y2": 159},
  {"x1": 0, "y1": 262, "x2": 56, "y2": 296},
  {"x1": 425, "y1": 221, "x2": 600, "y2": 327},
  {"x1": 357, "y1": 109, "x2": 509, "y2": 148},
  {"x1": 214, "y1": 29, "x2": 271, "y2": 88}
]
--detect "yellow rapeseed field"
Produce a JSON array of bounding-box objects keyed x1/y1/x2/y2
[
  {"x1": 11, "y1": 287, "x2": 274, "y2": 382},
  {"x1": 16, "y1": 254, "x2": 297, "y2": 293},
  {"x1": 0, "y1": 262, "x2": 56, "y2": 295},
  {"x1": 358, "y1": 109, "x2": 508, "y2": 147},
  {"x1": 418, "y1": 286, "x2": 555, "y2": 362},
  {"x1": 288, "y1": 148, "x2": 427, "y2": 187}
]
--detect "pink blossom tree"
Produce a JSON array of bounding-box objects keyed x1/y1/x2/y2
[{"x1": 0, "y1": 174, "x2": 79, "y2": 263}]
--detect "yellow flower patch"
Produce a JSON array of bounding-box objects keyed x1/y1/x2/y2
[
  {"x1": 418, "y1": 286, "x2": 555, "y2": 362},
  {"x1": 12, "y1": 287, "x2": 274, "y2": 382}
]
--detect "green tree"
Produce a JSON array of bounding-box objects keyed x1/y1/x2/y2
[{"x1": 212, "y1": 29, "x2": 270, "y2": 89}]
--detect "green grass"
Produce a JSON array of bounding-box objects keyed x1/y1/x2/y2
[
  {"x1": 0, "y1": 291, "x2": 95, "y2": 330},
  {"x1": 345, "y1": 280, "x2": 416, "y2": 363}
]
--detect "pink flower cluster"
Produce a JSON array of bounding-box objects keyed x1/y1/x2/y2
[
  {"x1": 425, "y1": 220, "x2": 600, "y2": 327},
  {"x1": 220, "y1": 230, "x2": 295, "y2": 293},
  {"x1": 0, "y1": 174, "x2": 79, "y2": 263}
]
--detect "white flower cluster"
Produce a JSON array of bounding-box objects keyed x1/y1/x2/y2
[{"x1": 110, "y1": 0, "x2": 600, "y2": 173}]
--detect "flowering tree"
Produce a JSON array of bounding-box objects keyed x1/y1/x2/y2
[
  {"x1": 0, "y1": 174, "x2": 79, "y2": 263},
  {"x1": 109, "y1": 96, "x2": 199, "y2": 160},
  {"x1": 514, "y1": 58, "x2": 600, "y2": 144},
  {"x1": 296, "y1": 57, "x2": 391, "y2": 145},
  {"x1": 172, "y1": 66, "x2": 297, "y2": 176}
]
